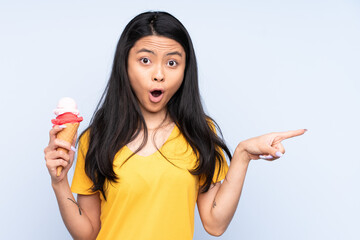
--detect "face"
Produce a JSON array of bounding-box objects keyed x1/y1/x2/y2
[{"x1": 127, "y1": 35, "x2": 186, "y2": 117}]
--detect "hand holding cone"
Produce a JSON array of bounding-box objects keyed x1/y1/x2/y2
[
  {"x1": 55, "y1": 123, "x2": 79, "y2": 176},
  {"x1": 51, "y1": 97, "x2": 83, "y2": 176}
]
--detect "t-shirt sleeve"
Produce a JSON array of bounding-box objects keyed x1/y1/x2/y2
[
  {"x1": 199, "y1": 120, "x2": 229, "y2": 186},
  {"x1": 70, "y1": 130, "x2": 97, "y2": 195}
]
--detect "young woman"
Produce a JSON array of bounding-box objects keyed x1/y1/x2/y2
[{"x1": 44, "y1": 11, "x2": 306, "y2": 240}]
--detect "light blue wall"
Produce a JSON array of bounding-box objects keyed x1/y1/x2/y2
[{"x1": 0, "y1": 0, "x2": 359, "y2": 239}]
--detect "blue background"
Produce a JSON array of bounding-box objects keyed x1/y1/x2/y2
[{"x1": 0, "y1": 0, "x2": 359, "y2": 239}]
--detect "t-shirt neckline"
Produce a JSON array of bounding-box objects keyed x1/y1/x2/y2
[{"x1": 124, "y1": 124, "x2": 178, "y2": 159}]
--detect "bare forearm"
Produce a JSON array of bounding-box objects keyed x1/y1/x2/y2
[
  {"x1": 207, "y1": 129, "x2": 306, "y2": 235},
  {"x1": 52, "y1": 179, "x2": 96, "y2": 240},
  {"x1": 211, "y1": 145, "x2": 250, "y2": 232}
]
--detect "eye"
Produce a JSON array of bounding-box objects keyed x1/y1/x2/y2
[
  {"x1": 140, "y1": 57, "x2": 151, "y2": 64},
  {"x1": 167, "y1": 60, "x2": 178, "y2": 67}
]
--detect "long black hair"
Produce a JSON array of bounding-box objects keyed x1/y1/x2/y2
[{"x1": 78, "y1": 11, "x2": 232, "y2": 200}]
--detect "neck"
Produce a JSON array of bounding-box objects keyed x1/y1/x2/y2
[{"x1": 141, "y1": 108, "x2": 172, "y2": 130}]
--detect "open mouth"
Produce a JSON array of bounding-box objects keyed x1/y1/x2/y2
[
  {"x1": 149, "y1": 89, "x2": 164, "y2": 103},
  {"x1": 151, "y1": 90, "x2": 163, "y2": 97}
]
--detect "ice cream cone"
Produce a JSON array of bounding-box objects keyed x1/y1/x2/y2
[
  {"x1": 56, "y1": 122, "x2": 79, "y2": 176},
  {"x1": 52, "y1": 97, "x2": 83, "y2": 176}
]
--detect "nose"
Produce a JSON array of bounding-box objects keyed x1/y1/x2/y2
[{"x1": 152, "y1": 64, "x2": 164, "y2": 82}]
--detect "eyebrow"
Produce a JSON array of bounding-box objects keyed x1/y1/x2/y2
[{"x1": 136, "y1": 48, "x2": 182, "y2": 57}]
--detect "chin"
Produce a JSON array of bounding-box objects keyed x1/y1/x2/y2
[{"x1": 142, "y1": 105, "x2": 166, "y2": 114}]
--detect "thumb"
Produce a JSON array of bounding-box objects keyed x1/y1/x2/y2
[{"x1": 263, "y1": 145, "x2": 283, "y2": 158}]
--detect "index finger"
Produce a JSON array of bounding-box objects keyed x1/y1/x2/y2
[
  {"x1": 49, "y1": 125, "x2": 66, "y2": 143},
  {"x1": 277, "y1": 129, "x2": 307, "y2": 140}
]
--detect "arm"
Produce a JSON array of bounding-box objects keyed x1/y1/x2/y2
[
  {"x1": 52, "y1": 180, "x2": 101, "y2": 240},
  {"x1": 197, "y1": 129, "x2": 307, "y2": 236},
  {"x1": 197, "y1": 147, "x2": 249, "y2": 236},
  {"x1": 45, "y1": 126, "x2": 101, "y2": 240}
]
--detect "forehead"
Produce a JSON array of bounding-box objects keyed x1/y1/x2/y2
[{"x1": 131, "y1": 36, "x2": 185, "y2": 54}]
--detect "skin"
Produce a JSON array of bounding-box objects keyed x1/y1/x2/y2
[
  {"x1": 44, "y1": 35, "x2": 307, "y2": 239},
  {"x1": 126, "y1": 36, "x2": 186, "y2": 156},
  {"x1": 44, "y1": 129, "x2": 100, "y2": 240},
  {"x1": 197, "y1": 129, "x2": 306, "y2": 236},
  {"x1": 127, "y1": 35, "x2": 185, "y2": 123}
]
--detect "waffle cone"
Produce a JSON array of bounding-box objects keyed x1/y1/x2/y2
[{"x1": 56, "y1": 122, "x2": 79, "y2": 176}]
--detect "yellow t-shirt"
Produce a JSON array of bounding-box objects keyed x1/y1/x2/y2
[{"x1": 71, "y1": 124, "x2": 229, "y2": 240}]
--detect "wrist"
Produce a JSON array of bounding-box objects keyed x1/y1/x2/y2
[
  {"x1": 234, "y1": 142, "x2": 251, "y2": 164},
  {"x1": 51, "y1": 177, "x2": 69, "y2": 190}
]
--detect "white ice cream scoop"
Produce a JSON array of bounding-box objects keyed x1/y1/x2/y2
[{"x1": 53, "y1": 97, "x2": 80, "y2": 116}]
